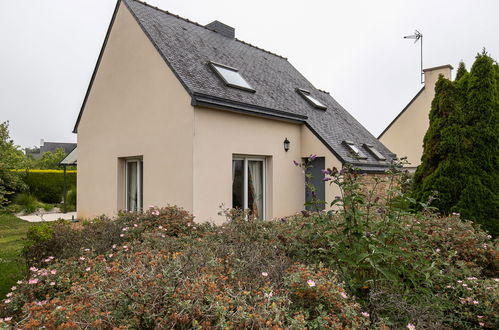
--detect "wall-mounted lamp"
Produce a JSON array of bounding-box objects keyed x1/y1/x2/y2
[{"x1": 283, "y1": 138, "x2": 290, "y2": 152}]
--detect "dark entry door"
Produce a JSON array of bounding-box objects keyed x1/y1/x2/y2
[{"x1": 304, "y1": 157, "x2": 325, "y2": 211}]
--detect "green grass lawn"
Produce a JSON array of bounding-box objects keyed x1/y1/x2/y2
[{"x1": 0, "y1": 213, "x2": 33, "y2": 298}]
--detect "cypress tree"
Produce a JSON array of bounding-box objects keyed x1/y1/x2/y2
[
  {"x1": 412, "y1": 51, "x2": 499, "y2": 235},
  {"x1": 454, "y1": 52, "x2": 499, "y2": 235}
]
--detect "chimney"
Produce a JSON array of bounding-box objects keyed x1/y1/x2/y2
[
  {"x1": 423, "y1": 64, "x2": 453, "y2": 91},
  {"x1": 40, "y1": 139, "x2": 45, "y2": 147},
  {"x1": 205, "y1": 20, "x2": 235, "y2": 38}
]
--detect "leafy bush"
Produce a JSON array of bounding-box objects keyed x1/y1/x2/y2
[
  {"x1": 66, "y1": 186, "x2": 76, "y2": 208},
  {"x1": 13, "y1": 193, "x2": 39, "y2": 214},
  {"x1": 13, "y1": 170, "x2": 76, "y2": 204},
  {"x1": 1, "y1": 168, "x2": 497, "y2": 328}
]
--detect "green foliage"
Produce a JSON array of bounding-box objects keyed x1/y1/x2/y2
[
  {"x1": 0, "y1": 122, "x2": 27, "y2": 209},
  {"x1": 32, "y1": 148, "x2": 68, "y2": 170},
  {"x1": 16, "y1": 170, "x2": 77, "y2": 204},
  {"x1": 13, "y1": 193, "x2": 39, "y2": 214},
  {"x1": 412, "y1": 51, "x2": 499, "y2": 235},
  {"x1": 66, "y1": 186, "x2": 76, "y2": 209},
  {"x1": 0, "y1": 184, "x2": 496, "y2": 329},
  {"x1": 0, "y1": 213, "x2": 34, "y2": 299}
]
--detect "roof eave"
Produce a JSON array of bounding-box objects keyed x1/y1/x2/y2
[{"x1": 192, "y1": 93, "x2": 307, "y2": 123}]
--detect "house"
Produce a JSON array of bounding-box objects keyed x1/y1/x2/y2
[
  {"x1": 25, "y1": 139, "x2": 77, "y2": 159},
  {"x1": 379, "y1": 65, "x2": 453, "y2": 171},
  {"x1": 74, "y1": 0, "x2": 394, "y2": 223}
]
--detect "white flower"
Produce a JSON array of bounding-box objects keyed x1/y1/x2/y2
[
  {"x1": 261, "y1": 272, "x2": 268, "y2": 277},
  {"x1": 407, "y1": 323, "x2": 416, "y2": 330}
]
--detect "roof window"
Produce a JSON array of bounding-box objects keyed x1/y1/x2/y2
[
  {"x1": 363, "y1": 144, "x2": 386, "y2": 161},
  {"x1": 209, "y1": 62, "x2": 255, "y2": 92},
  {"x1": 296, "y1": 88, "x2": 327, "y2": 110},
  {"x1": 342, "y1": 141, "x2": 367, "y2": 159}
]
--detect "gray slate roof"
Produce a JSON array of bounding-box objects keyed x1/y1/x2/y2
[
  {"x1": 114, "y1": 0, "x2": 395, "y2": 171},
  {"x1": 26, "y1": 142, "x2": 77, "y2": 159}
]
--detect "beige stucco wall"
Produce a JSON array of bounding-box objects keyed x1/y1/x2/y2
[
  {"x1": 379, "y1": 65, "x2": 452, "y2": 169},
  {"x1": 192, "y1": 109, "x2": 302, "y2": 223},
  {"x1": 77, "y1": 2, "x2": 194, "y2": 219},
  {"x1": 192, "y1": 108, "x2": 344, "y2": 224}
]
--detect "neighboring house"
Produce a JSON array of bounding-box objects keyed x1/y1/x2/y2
[
  {"x1": 74, "y1": 0, "x2": 395, "y2": 223},
  {"x1": 25, "y1": 139, "x2": 77, "y2": 159},
  {"x1": 379, "y1": 65, "x2": 453, "y2": 171}
]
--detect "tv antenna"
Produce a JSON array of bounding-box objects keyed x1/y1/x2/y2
[{"x1": 404, "y1": 30, "x2": 423, "y2": 84}]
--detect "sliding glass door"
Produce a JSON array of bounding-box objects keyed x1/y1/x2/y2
[
  {"x1": 125, "y1": 159, "x2": 143, "y2": 212},
  {"x1": 232, "y1": 157, "x2": 265, "y2": 219}
]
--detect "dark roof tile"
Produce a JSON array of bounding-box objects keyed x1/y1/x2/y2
[{"x1": 120, "y1": 0, "x2": 394, "y2": 167}]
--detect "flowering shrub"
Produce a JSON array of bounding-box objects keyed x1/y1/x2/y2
[{"x1": 1, "y1": 176, "x2": 497, "y2": 328}]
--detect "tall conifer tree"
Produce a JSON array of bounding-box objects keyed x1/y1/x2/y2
[{"x1": 412, "y1": 51, "x2": 499, "y2": 235}]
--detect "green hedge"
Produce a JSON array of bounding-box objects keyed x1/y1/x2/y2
[{"x1": 12, "y1": 170, "x2": 76, "y2": 204}]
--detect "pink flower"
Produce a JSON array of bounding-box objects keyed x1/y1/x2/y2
[
  {"x1": 29, "y1": 266, "x2": 38, "y2": 272},
  {"x1": 50, "y1": 282, "x2": 55, "y2": 286},
  {"x1": 479, "y1": 322, "x2": 485, "y2": 327},
  {"x1": 261, "y1": 272, "x2": 268, "y2": 277},
  {"x1": 340, "y1": 291, "x2": 348, "y2": 299},
  {"x1": 362, "y1": 312, "x2": 370, "y2": 317},
  {"x1": 4, "y1": 299, "x2": 11, "y2": 304},
  {"x1": 84, "y1": 248, "x2": 90, "y2": 252},
  {"x1": 85, "y1": 267, "x2": 91, "y2": 272},
  {"x1": 79, "y1": 256, "x2": 85, "y2": 261},
  {"x1": 436, "y1": 248, "x2": 441, "y2": 253},
  {"x1": 3, "y1": 317, "x2": 12, "y2": 322},
  {"x1": 462, "y1": 283, "x2": 467, "y2": 287},
  {"x1": 108, "y1": 254, "x2": 113, "y2": 258},
  {"x1": 112, "y1": 244, "x2": 117, "y2": 249},
  {"x1": 123, "y1": 245, "x2": 128, "y2": 249},
  {"x1": 133, "y1": 224, "x2": 138, "y2": 227},
  {"x1": 407, "y1": 323, "x2": 416, "y2": 330},
  {"x1": 120, "y1": 234, "x2": 125, "y2": 237},
  {"x1": 467, "y1": 277, "x2": 477, "y2": 280},
  {"x1": 472, "y1": 300, "x2": 479, "y2": 304},
  {"x1": 477, "y1": 315, "x2": 484, "y2": 319},
  {"x1": 158, "y1": 225, "x2": 163, "y2": 229},
  {"x1": 16, "y1": 280, "x2": 23, "y2": 284},
  {"x1": 6, "y1": 293, "x2": 12, "y2": 297},
  {"x1": 28, "y1": 278, "x2": 39, "y2": 284},
  {"x1": 11, "y1": 286, "x2": 16, "y2": 291},
  {"x1": 50, "y1": 270, "x2": 57, "y2": 275},
  {"x1": 307, "y1": 280, "x2": 316, "y2": 287}
]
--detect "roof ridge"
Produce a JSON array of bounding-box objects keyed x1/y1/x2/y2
[{"x1": 128, "y1": 0, "x2": 287, "y2": 60}]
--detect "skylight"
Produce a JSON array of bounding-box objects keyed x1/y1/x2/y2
[
  {"x1": 209, "y1": 62, "x2": 255, "y2": 92},
  {"x1": 296, "y1": 89, "x2": 327, "y2": 110},
  {"x1": 363, "y1": 144, "x2": 386, "y2": 161},
  {"x1": 342, "y1": 141, "x2": 367, "y2": 159}
]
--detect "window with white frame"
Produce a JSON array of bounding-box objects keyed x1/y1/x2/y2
[
  {"x1": 125, "y1": 159, "x2": 143, "y2": 212},
  {"x1": 232, "y1": 156, "x2": 265, "y2": 219}
]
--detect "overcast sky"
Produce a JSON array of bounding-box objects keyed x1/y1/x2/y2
[{"x1": 1, "y1": 0, "x2": 498, "y2": 148}]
